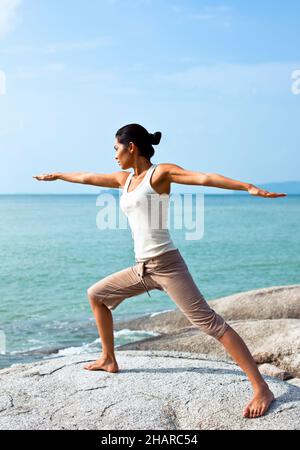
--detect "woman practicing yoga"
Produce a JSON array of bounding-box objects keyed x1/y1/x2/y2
[{"x1": 33, "y1": 123, "x2": 286, "y2": 419}]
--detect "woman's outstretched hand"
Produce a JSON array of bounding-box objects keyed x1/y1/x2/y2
[
  {"x1": 248, "y1": 184, "x2": 287, "y2": 198},
  {"x1": 32, "y1": 173, "x2": 59, "y2": 181}
]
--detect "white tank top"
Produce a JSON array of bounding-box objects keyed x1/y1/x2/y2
[{"x1": 120, "y1": 164, "x2": 177, "y2": 262}]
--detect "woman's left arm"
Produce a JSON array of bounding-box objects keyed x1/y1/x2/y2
[
  {"x1": 165, "y1": 164, "x2": 287, "y2": 198},
  {"x1": 207, "y1": 173, "x2": 287, "y2": 198}
]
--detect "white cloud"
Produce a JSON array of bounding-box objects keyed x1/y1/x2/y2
[
  {"x1": 14, "y1": 63, "x2": 66, "y2": 80},
  {"x1": 0, "y1": 0, "x2": 21, "y2": 38},
  {"x1": 204, "y1": 5, "x2": 232, "y2": 13},
  {"x1": 12, "y1": 64, "x2": 124, "y2": 85},
  {"x1": 188, "y1": 13, "x2": 216, "y2": 21},
  {"x1": 155, "y1": 61, "x2": 300, "y2": 97},
  {"x1": 0, "y1": 43, "x2": 32, "y2": 54},
  {"x1": 172, "y1": 3, "x2": 233, "y2": 27},
  {"x1": 0, "y1": 37, "x2": 114, "y2": 54},
  {"x1": 45, "y1": 37, "x2": 114, "y2": 54},
  {"x1": 73, "y1": 67, "x2": 120, "y2": 83}
]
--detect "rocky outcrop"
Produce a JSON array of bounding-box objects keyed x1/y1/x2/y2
[
  {"x1": 208, "y1": 284, "x2": 300, "y2": 320},
  {"x1": 115, "y1": 285, "x2": 300, "y2": 379},
  {"x1": 114, "y1": 284, "x2": 300, "y2": 334},
  {"x1": 116, "y1": 319, "x2": 300, "y2": 377},
  {"x1": 0, "y1": 351, "x2": 299, "y2": 430},
  {"x1": 258, "y1": 364, "x2": 293, "y2": 381}
]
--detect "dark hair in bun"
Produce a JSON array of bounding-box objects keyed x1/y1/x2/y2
[
  {"x1": 148, "y1": 131, "x2": 162, "y2": 146},
  {"x1": 115, "y1": 123, "x2": 162, "y2": 161}
]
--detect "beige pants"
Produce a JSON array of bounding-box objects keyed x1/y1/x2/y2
[{"x1": 87, "y1": 248, "x2": 229, "y2": 340}]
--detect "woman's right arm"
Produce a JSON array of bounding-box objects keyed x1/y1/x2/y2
[{"x1": 33, "y1": 171, "x2": 129, "y2": 188}]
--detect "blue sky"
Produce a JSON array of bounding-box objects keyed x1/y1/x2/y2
[{"x1": 0, "y1": 0, "x2": 299, "y2": 193}]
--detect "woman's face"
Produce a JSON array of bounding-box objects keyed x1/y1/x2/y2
[{"x1": 114, "y1": 138, "x2": 132, "y2": 169}]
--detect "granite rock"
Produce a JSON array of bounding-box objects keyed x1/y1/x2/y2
[
  {"x1": 117, "y1": 319, "x2": 300, "y2": 377},
  {"x1": 115, "y1": 285, "x2": 300, "y2": 334},
  {"x1": 0, "y1": 350, "x2": 299, "y2": 430}
]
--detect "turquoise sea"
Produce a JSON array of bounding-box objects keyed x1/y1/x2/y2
[{"x1": 0, "y1": 193, "x2": 299, "y2": 369}]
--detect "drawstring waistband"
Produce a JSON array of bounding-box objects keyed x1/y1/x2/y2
[
  {"x1": 135, "y1": 250, "x2": 179, "y2": 297},
  {"x1": 136, "y1": 261, "x2": 151, "y2": 297}
]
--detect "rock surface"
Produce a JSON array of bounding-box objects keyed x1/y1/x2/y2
[
  {"x1": 115, "y1": 284, "x2": 300, "y2": 334},
  {"x1": 208, "y1": 284, "x2": 300, "y2": 320},
  {"x1": 117, "y1": 319, "x2": 300, "y2": 377},
  {"x1": 115, "y1": 285, "x2": 300, "y2": 378},
  {"x1": 0, "y1": 350, "x2": 300, "y2": 430},
  {"x1": 287, "y1": 378, "x2": 300, "y2": 388},
  {"x1": 258, "y1": 364, "x2": 293, "y2": 381}
]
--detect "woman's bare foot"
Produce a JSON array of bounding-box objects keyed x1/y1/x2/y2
[
  {"x1": 243, "y1": 385, "x2": 275, "y2": 418},
  {"x1": 84, "y1": 356, "x2": 119, "y2": 373}
]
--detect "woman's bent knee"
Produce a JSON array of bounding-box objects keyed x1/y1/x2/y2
[
  {"x1": 214, "y1": 322, "x2": 230, "y2": 340},
  {"x1": 87, "y1": 288, "x2": 104, "y2": 306},
  {"x1": 86, "y1": 287, "x2": 94, "y2": 301},
  {"x1": 184, "y1": 304, "x2": 230, "y2": 340},
  {"x1": 203, "y1": 311, "x2": 230, "y2": 340}
]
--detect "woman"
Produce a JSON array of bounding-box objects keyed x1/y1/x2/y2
[{"x1": 33, "y1": 123, "x2": 286, "y2": 419}]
